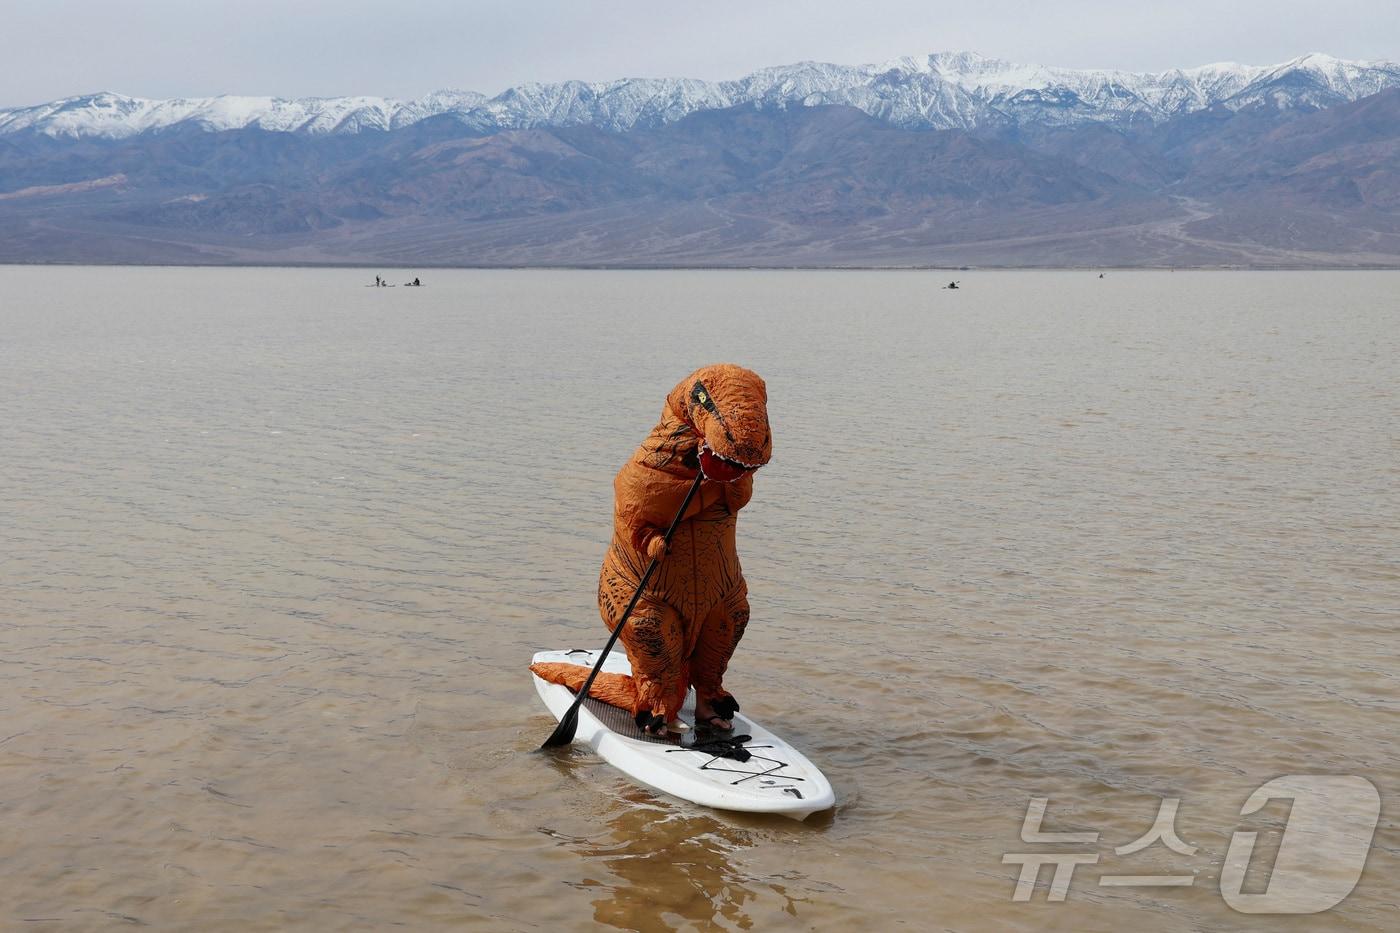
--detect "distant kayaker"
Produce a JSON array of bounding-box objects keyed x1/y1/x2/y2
[
  {"x1": 374, "y1": 275, "x2": 381, "y2": 287},
  {"x1": 413, "y1": 277, "x2": 421, "y2": 287}
]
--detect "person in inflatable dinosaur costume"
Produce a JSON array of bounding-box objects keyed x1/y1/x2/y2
[{"x1": 531, "y1": 364, "x2": 772, "y2": 735}]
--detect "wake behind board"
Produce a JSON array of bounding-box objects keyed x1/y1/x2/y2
[{"x1": 532, "y1": 648, "x2": 835, "y2": 820}]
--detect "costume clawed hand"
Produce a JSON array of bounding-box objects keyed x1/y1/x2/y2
[{"x1": 530, "y1": 364, "x2": 772, "y2": 735}]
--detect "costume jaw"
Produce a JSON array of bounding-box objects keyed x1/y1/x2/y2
[{"x1": 698, "y1": 440, "x2": 761, "y2": 483}]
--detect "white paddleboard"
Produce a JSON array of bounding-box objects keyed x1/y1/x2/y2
[{"x1": 532, "y1": 648, "x2": 835, "y2": 820}]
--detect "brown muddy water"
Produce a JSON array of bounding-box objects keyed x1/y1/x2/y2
[{"x1": 1, "y1": 266, "x2": 1397, "y2": 931}]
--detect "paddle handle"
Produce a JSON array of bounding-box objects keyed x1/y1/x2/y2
[{"x1": 565, "y1": 469, "x2": 705, "y2": 711}]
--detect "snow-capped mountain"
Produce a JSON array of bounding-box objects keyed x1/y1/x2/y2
[{"x1": 2, "y1": 51, "x2": 1398, "y2": 139}]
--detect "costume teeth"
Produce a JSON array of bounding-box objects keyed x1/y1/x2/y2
[{"x1": 702, "y1": 441, "x2": 759, "y2": 470}]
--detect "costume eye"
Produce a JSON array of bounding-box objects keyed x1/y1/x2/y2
[{"x1": 691, "y1": 381, "x2": 717, "y2": 413}]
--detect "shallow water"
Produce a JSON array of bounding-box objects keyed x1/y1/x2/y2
[{"x1": 1, "y1": 266, "x2": 1397, "y2": 930}]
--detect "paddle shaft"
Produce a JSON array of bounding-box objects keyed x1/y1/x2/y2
[{"x1": 542, "y1": 469, "x2": 705, "y2": 747}]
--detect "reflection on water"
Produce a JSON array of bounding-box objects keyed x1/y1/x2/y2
[
  {"x1": 563, "y1": 801, "x2": 763, "y2": 931},
  {"x1": 533, "y1": 760, "x2": 834, "y2": 931},
  {"x1": 1, "y1": 266, "x2": 1397, "y2": 929}
]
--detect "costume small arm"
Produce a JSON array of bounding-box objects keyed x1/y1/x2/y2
[{"x1": 530, "y1": 364, "x2": 772, "y2": 733}]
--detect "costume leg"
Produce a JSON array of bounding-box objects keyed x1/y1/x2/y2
[
  {"x1": 598, "y1": 571, "x2": 689, "y2": 720},
  {"x1": 689, "y1": 580, "x2": 749, "y2": 706}
]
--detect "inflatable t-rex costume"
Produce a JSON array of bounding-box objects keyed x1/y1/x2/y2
[{"x1": 530, "y1": 364, "x2": 772, "y2": 734}]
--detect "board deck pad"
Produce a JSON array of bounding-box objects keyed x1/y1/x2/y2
[
  {"x1": 532, "y1": 647, "x2": 835, "y2": 819},
  {"x1": 582, "y1": 689, "x2": 692, "y2": 745},
  {"x1": 559, "y1": 646, "x2": 702, "y2": 747}
]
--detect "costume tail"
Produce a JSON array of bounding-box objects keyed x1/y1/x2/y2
[{"x1": 529, "y1": 662, "x2": 639, "y2": 712}]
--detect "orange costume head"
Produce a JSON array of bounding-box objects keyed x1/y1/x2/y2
[
  {"x1": 532, "y1": 364, "x2": 772, "y2": 734},
  {"x1": 667, "y1": 364, "x2": 772, "y2": 483}
]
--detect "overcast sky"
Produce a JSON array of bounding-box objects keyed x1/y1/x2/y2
[{"x1": 5, "y1": 0, "x2": 1398, "y2": 106}]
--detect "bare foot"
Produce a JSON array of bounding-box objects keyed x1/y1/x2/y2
[{"x1": 694, "y1": 699, "x2": 732, "y2": 731}]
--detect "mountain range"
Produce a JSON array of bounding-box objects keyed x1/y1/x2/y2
[{"x1": 2, "y1": 51, "x2": 1399, "y2": 267}]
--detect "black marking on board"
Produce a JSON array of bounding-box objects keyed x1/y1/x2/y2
[{"x1": 674, "y1": 747, "x2": 806, "y2": 786}]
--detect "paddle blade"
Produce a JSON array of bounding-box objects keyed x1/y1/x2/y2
[{"x1": 541, "y1": 706, "x2": 579, "y2": 748}]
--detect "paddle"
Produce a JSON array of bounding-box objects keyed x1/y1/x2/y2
[{"x1": 541, "y1": 468, "x2": 705, "y2": 748}]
